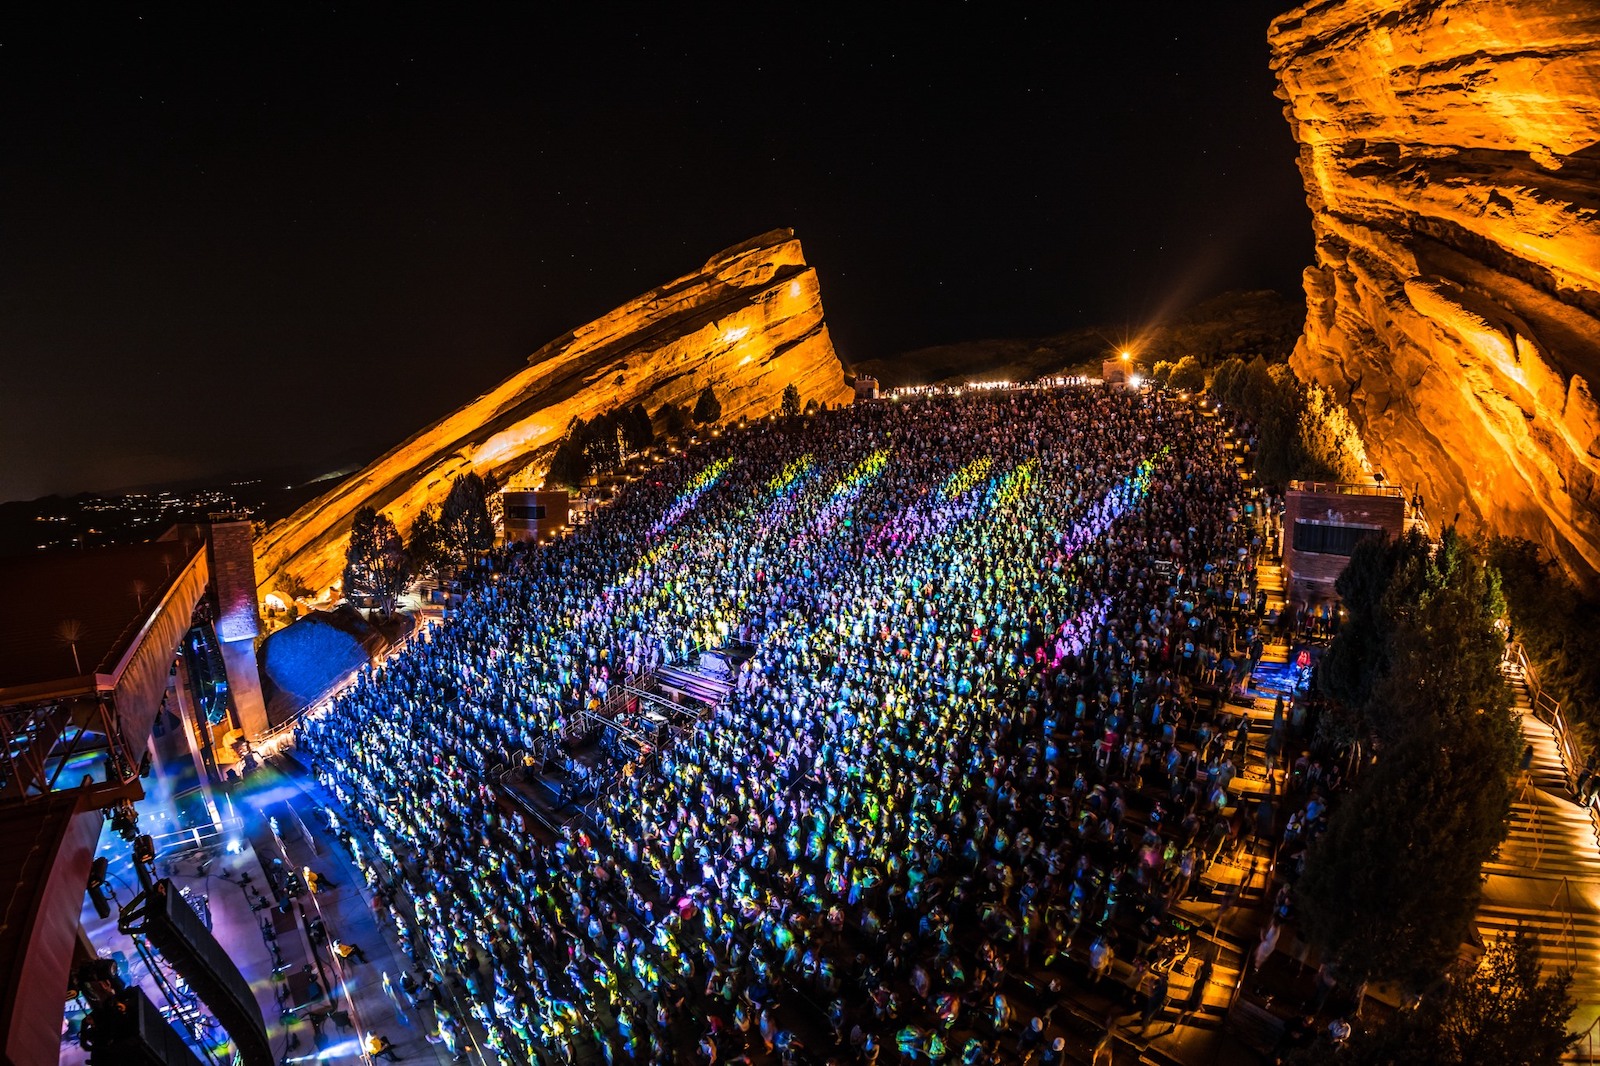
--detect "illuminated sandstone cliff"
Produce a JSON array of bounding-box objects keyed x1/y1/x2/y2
[
  {"x1": 1269, "y1": 0, "x2": 1600, "y2": 577},
  {"x1": 256, "y1": 229, "x2": 852, "y2": 604}
]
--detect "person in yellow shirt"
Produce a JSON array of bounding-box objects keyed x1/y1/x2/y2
[{"x1": 365, "y1": 1032, "x2": 401, "y2": 1061}]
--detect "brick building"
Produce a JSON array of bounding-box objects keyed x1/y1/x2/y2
[
  {"x1": 1283, "y1": 481, "x2": 1408, "y2": 608},
  {"x1": 501, "y1": 489, "x2": 570, "y2": 543}
]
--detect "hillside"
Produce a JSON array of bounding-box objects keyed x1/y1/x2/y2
[{"x1": 851, "y1": 290, "x2": 1305, "y2": 388}]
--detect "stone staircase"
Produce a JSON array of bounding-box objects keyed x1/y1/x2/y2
[
  {"x1": 1476, "y1": 666, "x2": 1600, "y2": 1055},
  {"x1": 1255, "y1": 559, "x2": 1287, "y2": 618}
]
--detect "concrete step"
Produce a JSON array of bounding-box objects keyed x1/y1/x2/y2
[
  {"x1": 1485, "y1": 856, "x2": 1600, "y2": 880},
  {"x1": 1477, "y1": 902, "x2": 1600, "y2": 937}
]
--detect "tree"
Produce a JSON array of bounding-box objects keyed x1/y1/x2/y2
[
  {"x1": 622, "y1": 403, "x2": 655, "y2": 453},
  {"x1": 781, "y1": 383, "x2": 801, "y2": 418},
  {"x1": 1152, "y1": 360, "x2": 1176, "y2": 386},
  {"x1": 342, "y1": 506, "x2": 410, "y2": 615},
  {"x1": 1298, "y1": 384, "x2": 1367, "y2": 482},
  {"x1": 1239, "y1": 356, "x2": 1277, "y2": 414},
  {"x1": 1168, "y1": 356, "x2": 1206, "y2": 392},
  {"x1": 1211, "y1": 357, "x2": 1246, "y2": 405},
  {"x1": 1250, "y1": 364, "x2": 1306, "y2": 486},
  {"x1": 544, "y1": 436, "x2": 585, "y2": 489},
  {"x1": 1211, "y1": 356, "x2": 1366, "y2": 486},
  {"x1": 1291, "y1": 931, "x2": 1575, "y2": 1066},
  {"x1": 1435, "y1": 931, "x2": 1576, "y2": 1065},
  {"x1": 1372, "y1": 531, "x2": 1512, "y2": 744},
  {"x1": 1317, "y1": 531, "x2": 1428, "y2": 742},
  {"x1": 658, "y1": 403, "x2": 691, "y2": 439},
  {"x1": 439, "y1": 472, "x2": 495, "y2": 562},
  {"x1": 1295, "y1": 715, "x2": 1511, "y2": 989},
  {"x1": 1298, "y1": 529, "x2": 1518, "y2": 990},
  {"x1": 693, "y1": 384, "x2": 722, "y2": 425},
  {"x1": 582, "y1": 412, "x2": 622, "y2": 472},
  {"x1": 406, "y1": 509, "x2": 448, "y2": 583}
]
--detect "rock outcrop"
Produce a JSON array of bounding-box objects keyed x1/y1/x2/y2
[
  {"x1": 256, "y1": 229, "x2": 852, "y2": 604},
  {"x1": 1269, "y1": 0, "x2": 1600, "y2": 578}
]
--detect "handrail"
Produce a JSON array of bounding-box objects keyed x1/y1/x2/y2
[
  {"x1": 1286, "y1": 480, "x2": 1405, "y2": 499},
  {"x1": 1569, "y1": 1012, "x2": 1600, "y2": 1065},
  {"x1": 1506, "y1": 641, "x2": 1600, "y2": 852}
]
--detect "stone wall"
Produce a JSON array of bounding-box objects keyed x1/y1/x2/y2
[
  {"x1": 255, "y1": 229, "x2": 852, "y2": 604},
  {"x1": 1269, "y1": 0, "x2": 1600, "y2": 579}
]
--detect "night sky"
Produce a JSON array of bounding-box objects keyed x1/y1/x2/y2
[{"x1": 1, "y1": 5, "x2": 1309, "y2": 503}]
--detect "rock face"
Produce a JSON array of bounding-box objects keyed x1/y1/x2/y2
[
  {"x1": 1269, "y1": 0, "x2": 1600, "y2": 578},
  {"x1": 256, "y1": 229, "x2": 852, "y2": 604}
]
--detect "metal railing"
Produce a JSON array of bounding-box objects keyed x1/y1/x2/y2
[
  {"x1": 1507, "y1": 641, "x2": 1599, "y2": 850},
  {"x1": 1286, "y1": 480, "x2": 1405, "y2": 499}
]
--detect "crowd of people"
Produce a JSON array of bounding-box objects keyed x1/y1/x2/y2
[{"x1": 298, "y1": 384, "x2": 1284, "y2": 1064}]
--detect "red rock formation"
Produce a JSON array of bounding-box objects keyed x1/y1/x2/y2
[
  {"x1": 256, "y1": 229, "x2": 852, "y2": 604},
  {"x1": 1270, "y1": 0, "x2": 1600, "y2": 577}
]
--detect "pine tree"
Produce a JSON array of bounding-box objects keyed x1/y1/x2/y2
[
  {"x1": 342, "y1": 506, "x2": 410, "y2": 615},
  {"x1": 1298, "y1": 529, "x2": 1518, "y2": 991},
  {"x1": 406, "y1": 509, "x2": 448, "y2": 582},
  {"x1": 544, "y1": 418, "x2": 591, "y2": 489},
  {"x1": 659, "y1": 403, "x2": 690, "y2": 438},
  {"x1": 1298, "y1": 383, "x2": 1367, "y2": 482},
  {"x1": 583, "y1": 412, "x2": 622, "y2": 472},
  {"x1": 781, "y1": 383, "x2": 801, "y2": 418},
  {"x1": 1211, "y1": 357, "x2": 1247, "y2": 406},
  {"x1": 439, "y1": 472, "x2": 495, "y2": 562},
  {"x1": 623, "y1": 403, "x2": 655, "y2": 452},
  {"x1": 693, "y1": 384, "x2": 722, "y2": 425}
]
